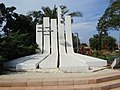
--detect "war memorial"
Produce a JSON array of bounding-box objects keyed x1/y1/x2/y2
[
  {"x1": 4, "y1": 7, "x2": 107, "y2": 72},
  {"x1": 0, "y1": 7, "x2": 120, "y2": 90}
]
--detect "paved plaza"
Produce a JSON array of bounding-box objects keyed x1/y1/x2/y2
[{"x1": 0, "y1": 69, "x2": 120, "y2": 90}]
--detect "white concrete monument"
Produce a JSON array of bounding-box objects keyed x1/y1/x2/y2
[{"x1": 4, "y1": 6, "x2": 107, "y2": 72}]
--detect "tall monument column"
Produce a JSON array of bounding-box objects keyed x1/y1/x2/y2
[
  {"x1": 65, "y1": 16, "x2": 74, "y2": 54},
  {"x1": 43, "y1": 17, "x2": 50, "y2": 54},
  {"x1": 57, "y1": 7, "x2": 66, "y2": 55},
  {"x1": 36, "y1": 24, "x2": 43, "y2": 53}
]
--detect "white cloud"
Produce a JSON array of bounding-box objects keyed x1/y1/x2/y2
[{"x1": 72, "y1": 21, "x2": 97, "y2": 32}]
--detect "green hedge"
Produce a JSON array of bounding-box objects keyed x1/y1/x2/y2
[
  {"x1": 92, "y1": 50, "x2": 120, "y2": 64},
  {"x1": 0, "y1": 32, "x2": 38, "y2": 62}
]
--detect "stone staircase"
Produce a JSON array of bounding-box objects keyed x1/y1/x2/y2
[{"x1": 0, "y1": 71, "x2": 120, "y2": 90}]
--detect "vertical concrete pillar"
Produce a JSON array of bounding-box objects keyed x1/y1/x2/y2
[
  {"x1": 51, "y1": 19, "x2": 58, "y2": 54},
  {"x1": 43, "y1": 17, "x2": 50, "y2": 53},
  {"x1": 65, "y1": 16, "x2": 74, "y2": 54},
  {"x1": 57, "y1": 7, "x2": 66, "y2": 55},
  {"x1": 36, "y1": 24, "x2": 43, "y2": 53}
]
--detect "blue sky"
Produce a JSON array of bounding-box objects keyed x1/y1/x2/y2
[{"x1": 0, "y1": 0, "x2": 119, "y2": 44}]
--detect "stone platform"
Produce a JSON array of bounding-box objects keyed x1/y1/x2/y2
[
  {"x1": 4, "y1": 53, "x2": 49, "y2": 71},
  {"x1": 0, "y1": 69, "x2": 120, "y2": 90}
]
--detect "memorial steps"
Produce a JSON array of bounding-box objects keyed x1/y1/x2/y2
[{"x1": 0, "y1": 70, "x2": 120, "y2": 90}]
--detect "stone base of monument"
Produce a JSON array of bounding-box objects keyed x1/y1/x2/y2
[
  {"x1": 4, "y1": 53, "x2": 49, "y2": 71},
  {"x1": 65, "y1": 15, "x2": 107, "y2": 69},
  {"x1": 59, "y1": 54, "x2": 89, "y2": 73},
  {"x1": 39, "y1": 54, "x2": 58, "y2": 69},
  {"x1": 4, "y1": 54, "x2": 37, "y2": 69},
  {"x1": 72, "y1": 53, "x2": 107, "y2": 67},
  {"x1": 25, "y1": 67, "x2": 107, "y2": 73}
]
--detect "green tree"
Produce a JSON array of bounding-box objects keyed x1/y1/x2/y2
[
  {"x1": 60, "y1": 5, "x2": 82, "y2": 22},
  {"x1": 27, "y1": 5, "x2": 83, "y2": 24},
  {"x1": 89, "y1": 34, "x2": 117, "y2": 51},
  {"x1": 0, "y1": 3, "x2": 18, "y2": 36},
  {"x1": 72, "y1": 33, "x2": 80, "y2": 49},
  {"x1": 0, "y1": 31, "x2": 38, "y2": 61},
  {"x1": 101, "y1": 35, "x2": 117, "y2": 51},
  {"x1": 89, "y1": 34, "x2": 100, "y2": 50},
  {"x1": 97, "y1": 0, "x2": 120, "y2": 34},
  {"x1": 0, "y1": 3, "x2": 36, "y2": 43},
  {"x1": 27, "y1": 10, "x2": 43, "y2": 24},
  {"x1": 11, "y1": 14, "x2": 36, "y2": 43},
  {"x1": 0, "y1": 3, "x2": 38, "y2": 62},
  {"x1": 41, "y1": 5, "x2": 57, "y2": 19},
  {"x1": 81, "y1": 43, "x2": 88, "y2": 47}
]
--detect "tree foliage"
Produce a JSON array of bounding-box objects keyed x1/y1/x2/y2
[
  {"x1": 0, "y1": 3, "x2": 38, "y2": 62},
  {"x1": 0, "y1": 3, "x2": 18, "y2": 35},
  {"x1": 72, "y1": 33, "x2": 80, "y2": 48},
  {"x1": 89, "y1": 34, "x2": 100, "y2": 50},
  {"x1": 89, "y1": 34, "x2": 117, "y2": 51},
  {"x1": 0, "y1": 31, "x2": 38, "y2": 61},
  {"x1": 42, "y1": 5, "x2": 57, "y2": 19},
  {"x1": 97, "y1": 0, "x2": 120, "y2": 34},
  {"x1": 27, "y1": 5, "x2": 83, "y2": 24},
  {"x1": 27, "y1": 10, "x2": 43, "y2": 24}
]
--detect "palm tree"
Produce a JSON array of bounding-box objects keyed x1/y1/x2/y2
[
  {"x1": 41, "y1": 5, "x2": 57, "y2": 19},
  {"x1": 42, "y1": 5, "x2": 83, "y2": 22},
  {"x1": 27, "y1": 5, "x2": 83, "y2": 24},
  {"x1": 27, "y1": 10, "x2": 43, "y2": 24},
  {"x1": 60, "y1": 5, "x2": 82, "y2": 17}
]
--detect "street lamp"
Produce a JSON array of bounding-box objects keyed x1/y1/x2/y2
[{"x1": 75, "y1": 32, "x2": 79, "y2": 53}]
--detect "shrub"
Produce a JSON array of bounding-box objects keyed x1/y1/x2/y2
[{"x1": 0, "y1": 32, "x2": 38, "y2": 62}]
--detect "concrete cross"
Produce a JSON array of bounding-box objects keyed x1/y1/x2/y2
[
  {"x1": 37, "y1": 25, "x2": 54, "y2": 54},
  {"x1": 37, "y1": 27, "x2": 53, "y2": 35}
]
